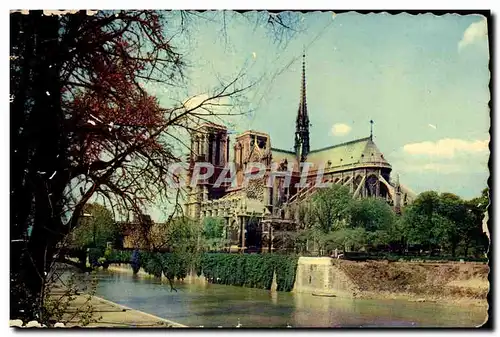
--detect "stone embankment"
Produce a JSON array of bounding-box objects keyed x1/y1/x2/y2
[{"x1": 293, "y1": 257, "x2": 489, "y2": 307}]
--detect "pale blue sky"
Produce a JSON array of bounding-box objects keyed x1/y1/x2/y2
[{"x1": 147, "y1": 11, "x2": 490, "y2": 220}]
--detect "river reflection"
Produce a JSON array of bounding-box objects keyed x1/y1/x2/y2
[{"x1": 93, "y1": 271, "x2": 486, "y2": 328}]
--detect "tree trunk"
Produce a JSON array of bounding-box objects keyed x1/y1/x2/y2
[{"x1": 10, "y1": 11, "x2": 64, "y2": 321}]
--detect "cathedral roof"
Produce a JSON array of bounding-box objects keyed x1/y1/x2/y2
[
  {"x1": 270, "y1": 147, "x2": 296, "y2": 165},
  {"x1": 307, "y1": 136, "x2": 391, "y2": 169}
]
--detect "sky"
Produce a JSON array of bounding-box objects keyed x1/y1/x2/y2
[{"x1": 146, "y1": 11, "x2": 490, "y2": 221}]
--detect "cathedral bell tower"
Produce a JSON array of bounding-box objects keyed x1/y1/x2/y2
[
  {"x1": 186, "y1": 122, "x2": 229, "y2": 219},
  {"x1": 294, "y1": 51, "x2": 310, "y2": 163}
]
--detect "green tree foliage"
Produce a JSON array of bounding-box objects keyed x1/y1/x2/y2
[
  {"x1": 295, "y1": 202, "x2": 312, "y2": 230},
  {"x1": 401, "y1": 191, "x2": 450, "y2": 251},
  {"x1": 401, "y1": 189, "x2": 489, "y2": 257},
  {"x1": 71, "y1": 203, "x2": 117, "y2": 250},
  {"x1": 296, "y1": 185, "x2": 489, "y2": 258},
  {"x1": 438, "y1": 193, "x2": 469, "y2": 256},
  {"x1": 349, "y1": 197, "x2": 396, "y2": 249},
  {"x1": 203, "y1": 217, "x2": 225, "y2": 239},
  {"x1": 163, "y1": 216, "x2": 201, "y2": 253},
  {"x1": 309, "y1": 185, "x2": 352, "y2": 233},
  {"x1": 158, "y1": 217, "x2": 202, "y2": 277},
  {"x1": 350, "y1": 198, "x2": 394, "y2": 232},
  {"x1": 306, "y1": 191, "x2": 395, "y2": 253},
  {"x1": 322, "y1": 228, "x2": 367, "y2": 252},
  {"x1": 464, "y1": 188, "x2": 490, "y2": 256},
  {"x1": 142, "y1": 252, "x2": 164, "y2": 278},
  {"x1": 106, "y1": 250, "x2": 132, "y2": 264},
  {"x1": 202, "y1": 217, "x2": 228, "y2": 251},
  {"x1": 368, "y1": 230, "x2": 392, "y2": 247}
]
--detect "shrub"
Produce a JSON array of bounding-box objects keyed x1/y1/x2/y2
[
  {"x1": 142, "y1": 252, "x2": 163, "y2": 278},
  {"x1": 198, "y1": 253, "x2": 298, "y2": 292},
  {"x1": 88, "y1": 248, "x2": 103, "y2": 267},
  {"x1": 162, "y1": 253, "x2": 188, "y2": 280}
]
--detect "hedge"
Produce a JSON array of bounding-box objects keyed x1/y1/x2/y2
[
  {"x1": 103, "y1": 250, "x2": 299, "y2": 292},
  {"x1": 106, "y1": 249, "x2": 132, "y2": 264},
  {"x1": 198, "y1": 253, "x2": 298, "y2": 292}
]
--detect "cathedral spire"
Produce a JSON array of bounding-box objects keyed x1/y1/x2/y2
[
  {"x1": 294, "y1": 49, "x2": 310, "y2": 162},
  {"x1": 300, "y1": 50, "x2": 307, "y2": 119},
  {"x1": 297, "y1": 50, "x2": 309, "y2": 125}
]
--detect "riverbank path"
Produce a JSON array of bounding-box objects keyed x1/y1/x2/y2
[{"x1": 49, "y1": 292, "x2": 187, "y2": 328}]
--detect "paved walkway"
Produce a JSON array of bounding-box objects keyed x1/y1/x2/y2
[{"x1": 50, "y1": 291, "x2": 187, "y2": 328}]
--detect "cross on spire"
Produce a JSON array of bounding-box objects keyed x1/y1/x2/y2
[{"x1": 370, "y1": 120, "x2": 374, "y2": 140}]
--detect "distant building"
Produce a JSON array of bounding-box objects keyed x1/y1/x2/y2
[
  {"x1": 117, "y1": 214, "x2": 154, "y2": 250},
  {"x1": 185, "y1": 53, "x2": 416, "y2": 253}
]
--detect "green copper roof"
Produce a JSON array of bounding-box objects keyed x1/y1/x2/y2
[
  {"x1": 270, "y1": 138, "x2": 390, "y2": 170},
  {"x1": 271, "y1": 147, "x2": 296, "y2": 164},
  {"x1": 307, "y1": 137, "x2": 391, "y2": 169}
]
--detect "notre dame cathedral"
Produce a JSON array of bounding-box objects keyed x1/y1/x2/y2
[{"x1": 185, "y1": 53, "x2": 415, "y2": 253}]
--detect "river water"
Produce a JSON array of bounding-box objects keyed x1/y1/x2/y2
[{"x1": 91, "y1": 270, "x2": 487, "y2": 328}]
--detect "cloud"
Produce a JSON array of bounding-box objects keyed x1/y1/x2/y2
[
  {"x1": 421, "y1": 163, "x2": 463, "y2": 173},
  {"x1": 458, "y1": 18, "x2": 488, "y2": 51},
  {"x1": 392, "y1": 156, "x2": 488, "y2": 175},
  {"x1": 428, "y1": 124, "x2": 436, "y2": 129},
  {"x1": 403, "y1": 138, "x2": 489, "y2": 158},
  {"x1": 390, "y1": 138, "x2": 490, "y2": 176},
  {"x1": 331, "y1": 123, "x2": 351, "y2": 136}
]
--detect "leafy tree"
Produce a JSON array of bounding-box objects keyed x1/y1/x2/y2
[
  {"x1": 368, "y1": 230, "x2": 392, "y2": 248},
  {"x1": 293, "y1": 230, "x2": 308, "y2": 254},
  {"x1": 438, "y1": 193, "x2": 468, "y2": 257},
  {"x1": 402, "y1": 191, "x2": 467, "y2": 255},
  {"x1": 464, "y1": 188, "x2": 490, "y2": 257},
  {"x1": 401, "y1": 192, "x2": 438, "y2": 251},
  {"x1": 162, "y1": 216, "x2": 201, "y2": 254},
  {"x1": 402, "y1": 212, "x2": 446, "y2": 253},
  {"x1": 322, "y1": 228, "x2": 367, "y2": 252},
  {"x1": 309, "y1": 185, "x2": 352, "y2": 233},
  {"x1": 349, "y1": 197, "x2": 395, "y2": 232},
  {"x1": 70, "y1": 203, "x2": 117, "y2": 250},
  {"x1": 202, "y1": 217, "x2": 227, "y2": 251},
  {"x1": 146, "y1": 216, "x2": 202, "y2": 281},
  {"x1": 294, "y1": 202, "x2": 313, "y2": 230},
  {"x1": 203, "y1": 217, "x2": 225, "y2": 240},
  {"x1": 387, "y1": 215, "x2": 407, "y2": 253}
]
